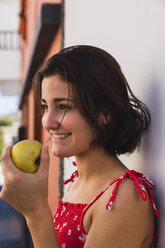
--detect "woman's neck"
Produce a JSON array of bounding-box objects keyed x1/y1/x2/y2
[{"x1": 75, "y1": 147, "x2": 128, "y2": 182}]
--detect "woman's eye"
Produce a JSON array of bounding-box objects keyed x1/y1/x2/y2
[
  {"x1": 41, "y1": 104, "x2": 48, "y2": 112},
  {"x1": 59, "y1": 104, "x2": 72, "y2": 110}
]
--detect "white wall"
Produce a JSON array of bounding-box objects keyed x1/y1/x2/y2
[
  {"x1": 0, "y1": 0, "x2": 21, "y2": 94},
  {"x1": 0, "y1": 51, "x2": 21, "y2": 80},
  {"x1": 64, "y1": 0, "x2": 165, "y2": 246},
  {"x1": 0, "y1": 0, "x2": 20, "y2": 30},
  {"x1": 0, "y1": 0, "x2": 21, "y2": 184}
]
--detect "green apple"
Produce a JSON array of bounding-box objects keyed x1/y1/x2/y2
[{"x1": 11, "y1": 139, "x2": 42, "y2": 173}]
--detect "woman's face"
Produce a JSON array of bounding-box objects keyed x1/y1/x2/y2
[{"x1": 41, "y1": 74, "x2": 95, "y2": 158}]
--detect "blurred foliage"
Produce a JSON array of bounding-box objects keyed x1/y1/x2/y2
[
  {"x1": 0, "y1": 130, "x2": 4, "y2": 160},
  {"x1": 0, "y1": 118, "x2": 13, "y2": 160},
  {"x1": 0, "y1": 119, "x2": 13, "y2": 126}
]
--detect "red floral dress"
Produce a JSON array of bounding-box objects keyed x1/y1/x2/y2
[{"x1": 53, "y1": 167, "x2": 159, "y2": 248}]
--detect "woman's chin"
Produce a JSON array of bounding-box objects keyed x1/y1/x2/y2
[{"x1": 51, "y1": 147, "x2": 72, "y2": 158}]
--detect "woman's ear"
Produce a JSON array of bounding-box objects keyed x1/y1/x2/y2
[{"x1": 99, "y1": 112, "x2": 111, "y2": 125}]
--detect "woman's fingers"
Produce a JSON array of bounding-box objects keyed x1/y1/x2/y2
[
  {"x1": 1, "y1": 145, "x2": 12, "y2": 163},
  {"x1": 1, "y1": 145, "x2": 24, "y2": 175},
  {"x1": 37, "y1": 145, "x2": 50, "y2": 175}
]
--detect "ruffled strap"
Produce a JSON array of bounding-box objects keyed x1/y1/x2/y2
[
  {"x1": 106, "y1": 170, "x2": 159, "y2": 216},
  {"x1": 64, "y1": 162, "x2": 78, "y2": 185}
]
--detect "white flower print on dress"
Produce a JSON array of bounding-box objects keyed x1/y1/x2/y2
[
  {"x1": 61, "y1": 243, "x2": 66, "y2": 248},
  {"x1": 119, "y1": 176, "x2": 124, "y2": 179},
  {"x1": 140, "y1": 184, "x2": 146, "y2": 192},
  {"x1": 79, "y1": 233, "x2": 87, "y2": 243},
  {"x1": 77, "y1": 224, "x2": 80, "y2": 231},
  {"x1": 61, "y1": 206, "x2": 66, "y2": 216},
  {"x1": 56, "y1": 224, "x2": 60, "y2": 230},
  {"x1": 153, "y1": 203, "x2": 157, "y2": 210},
  {"x1": 74, "y1": 215, "x2": 78, "y2": 221},
  {"x1": 63, "y1": 222, "x2": 68, "y2": 228},
  {"x1": 68, "y1": 229, "x2": 72, "y2": 235},
  {"x1": 107, "y1": 201, "x2": 113, "y2": 210},
  {"x1": 142, "y1": 175, "x2": 154, "y2": 185}
]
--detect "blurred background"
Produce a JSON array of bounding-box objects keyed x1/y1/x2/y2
[{"x1": 0, "y1": 0, "x2": 165, "y2": 247}]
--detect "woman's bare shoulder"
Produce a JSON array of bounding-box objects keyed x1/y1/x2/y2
[
  {"x1": 84, "y1": 177, "x2": 154, "y2": 248},
  {"x1": 97, "y1": 176, "x2": 154, "y2": 219}
]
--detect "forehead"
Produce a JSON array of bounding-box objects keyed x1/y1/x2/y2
[{"x1": 41, "y1": 74, "x2": 70, "y2": 99}]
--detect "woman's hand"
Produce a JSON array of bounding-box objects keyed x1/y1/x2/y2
[
  {"x1": 0, "y1": 144, "x2": 61, "y2": 248},
  {"x1": 0, "y1": 144, "x2": 50, "y2": 219}
]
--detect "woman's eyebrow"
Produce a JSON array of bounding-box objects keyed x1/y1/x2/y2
[{"x1": 41, "y1": 98, "x2": 74, "y2": 103}]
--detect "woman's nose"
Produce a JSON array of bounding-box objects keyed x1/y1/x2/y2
[{"x1": 42, "y1": 110, "x2": 60, "y2": 131}]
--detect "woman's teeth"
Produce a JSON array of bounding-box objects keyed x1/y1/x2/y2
[{"x1": 53, "y1": 133, "x2": 71, "y2": 139}]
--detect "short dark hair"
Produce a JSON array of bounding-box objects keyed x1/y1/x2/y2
[{"x1": 33, "y1": 45, "x2": 150, "y2": 155}]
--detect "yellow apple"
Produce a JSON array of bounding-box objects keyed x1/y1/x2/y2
[{"x1": 11, "y1": 139, "x2": 42, "y2": 173}]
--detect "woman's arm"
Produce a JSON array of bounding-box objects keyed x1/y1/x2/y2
[
  {"x1": 26, "y1": 203, "x2": 60, "y2": 248},
  {"x1": 0, "y1": 145, "x2": 60, "y2": 248}
]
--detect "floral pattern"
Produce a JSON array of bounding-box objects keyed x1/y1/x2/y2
[{"x1": 54, "y1": 169, "x2": 159, "y2": 248}]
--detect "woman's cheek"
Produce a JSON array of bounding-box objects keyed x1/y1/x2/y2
[{"x1": 42, "y1": 114, "x2": 46, "y2": 127}]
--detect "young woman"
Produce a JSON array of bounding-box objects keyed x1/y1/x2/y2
[{"x1": 1, "y1": 45, "x2": 159, "y2": 248}]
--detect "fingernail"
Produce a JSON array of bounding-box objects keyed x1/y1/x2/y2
[{"x1": 44, "y1": 145, "x2": 49, "y2": 153}]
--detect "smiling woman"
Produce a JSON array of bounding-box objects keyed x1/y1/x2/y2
[{"x1": 0, "y1": 45, "x2": 159, "y2": 248}]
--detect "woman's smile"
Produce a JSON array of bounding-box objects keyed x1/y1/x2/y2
[{"x1": 51, "y1": 132, "x2": 72, "y2": 141}]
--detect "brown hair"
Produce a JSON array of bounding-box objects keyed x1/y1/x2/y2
[{"x1": 33, "y1": 45, "x2": 150, "y2": 155}]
